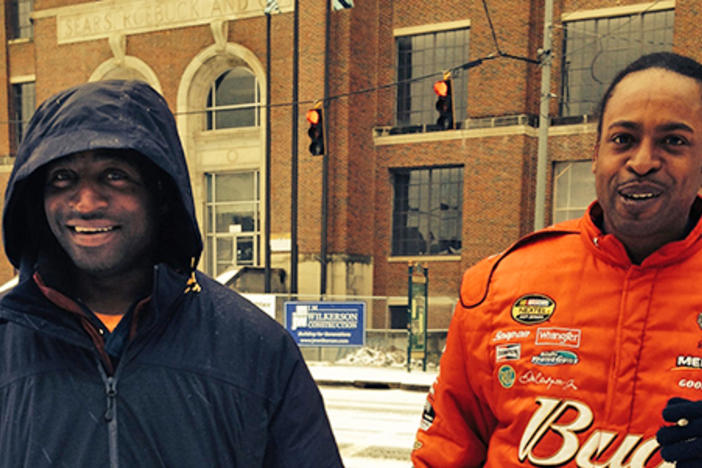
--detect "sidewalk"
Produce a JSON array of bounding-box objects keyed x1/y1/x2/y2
[{"x1": 308, "y1": 362, "x2": 437, "y2": 392}]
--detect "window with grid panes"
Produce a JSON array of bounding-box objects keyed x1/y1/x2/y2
[
  {"x1": 8, "y1": 0, "x2": 33, "y2": 39},
  {"x1": 560, "y1": 9, "x2": 673, "y2": 117},
  {"x1": 391, "y1": 166, "x2": 462, "y2": 256},
  {"x1": 552, "y1": 161, "x2": 596, "y2": 223},
  {"x1": 205, "y1": 172, "x2": 261, "y2": 276},
  {"x1": 206, "y1": 67, "x2": 260, "y2": 130},
  {"x1": 10, "y1": 82, "x2": 35, "y2": 154},
  {"x1": 396, "y1": 28, "x2": 469, "y2": 128}
]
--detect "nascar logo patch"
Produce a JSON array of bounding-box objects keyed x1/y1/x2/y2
[{"x1": 512, "y1": 294, "x2": 555, "y2": 325}]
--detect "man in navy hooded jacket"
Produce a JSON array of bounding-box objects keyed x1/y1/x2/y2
[{"x1": 0, "y1": 80, "x2": 343, "y2": 467}]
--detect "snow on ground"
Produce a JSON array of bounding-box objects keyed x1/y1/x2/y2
[
  {"x1": 335, "y1": 346, "x2": 407, "y2": 367},
  {"x1": 334, "y1": 346, "x2": 438, "y2": 371},
  {"x1": 312, "y1": 348, "x2": 436, "y2": 466},
  {"x1": 308, "y1": 346, "x2": 438, "y2": 391},
  {"x1": 320, "y1": 386, "x2": 427, "y2": 468}
]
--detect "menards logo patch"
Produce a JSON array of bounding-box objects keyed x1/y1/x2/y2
[{"x1": 675, "y1": 355, "x2": 702, "y2": 370}]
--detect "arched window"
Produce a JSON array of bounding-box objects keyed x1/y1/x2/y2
[{"x1": 206, "y1": 67, "x2": 260, "y2": 130}]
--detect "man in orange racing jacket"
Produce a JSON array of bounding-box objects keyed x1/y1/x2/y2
[{"x1": 412, "y1": 52, "x2": 702, "y2": 468}]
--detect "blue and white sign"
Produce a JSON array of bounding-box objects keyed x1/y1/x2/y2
[{"x1": 285, "y1": 301, "x2": 365, "y2": 347}]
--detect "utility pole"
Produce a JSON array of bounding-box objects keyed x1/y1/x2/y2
[
  {"x1": 320, "y1": 0, "x2": 331, "y2": 296},
  {"x1": 263, "y1": 0, "x2": 280, "y2": 292},
  {"x1": 534, "y1": 0, "x2": 553, "y2": 231},
  {"x1": 264, "y1": 10, "x2": 272, "y2": 292},
  {"x1": 290, "y1": 0, "x2": 299, "y2": 294}
]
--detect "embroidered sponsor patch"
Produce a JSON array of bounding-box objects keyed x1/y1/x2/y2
[
  {"x1": 535, "y1": 327, "x2": 581, "y2": 348},
  {"x1": 679, "y1": 378, "x2": 702, "y2": 390},
  {"x1": 496, "y1": 343, "x2": 521, "y2": 362},
  {"x1": 511, "y1": 294, "x2": 555, "y2": 325},
  {"x1": 675, "y1": 355, "x2": 702, "y2": 370},
  {"x1": 531, "y1": 350, "x2": 579, "y2": 366},
  {"x1": 498, "y1": 364, "x2": 516, "y2": 388},
  {"x1": 519, "y1": 397, "x2": 661, "y2": 464},
  {"x1": 518, "y1": 369, "x2": 578, "y2": 391},
  {"x1": 419, "y1": 400, "x2": 435, "y2": 431},
  {"x1": 492, "y1": 329, "x2": 531, "y2": 342}
]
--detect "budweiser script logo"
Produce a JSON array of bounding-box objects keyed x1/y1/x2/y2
[{"x1": 519, "y1": 397, "x2": 672, "y2": 467}]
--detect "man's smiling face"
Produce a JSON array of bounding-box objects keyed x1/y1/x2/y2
[
  {"x1": 43, "y1": 150, "x2": 158, "y2": 278},
  {"x1": 593, "y1": 68, "x2": 702, "y2": 248}
]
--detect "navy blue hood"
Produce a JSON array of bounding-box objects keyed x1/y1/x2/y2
[{"x1": 2, "y1": 80, "x2": 202, "y2": 273}]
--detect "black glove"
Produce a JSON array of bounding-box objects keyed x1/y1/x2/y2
[{"x1": 656, "y1": 397, "x2": 702, "y2": 467}]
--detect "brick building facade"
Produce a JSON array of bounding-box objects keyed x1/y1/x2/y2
[{"x1": 0, "y1": 0, "x2": 687, "y2": 330}]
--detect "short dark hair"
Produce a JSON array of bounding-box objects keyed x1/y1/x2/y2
[{"x1": 595, "y1": 52, "x2": 702, "y2": 138}]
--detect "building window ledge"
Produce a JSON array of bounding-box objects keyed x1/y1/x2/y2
[
  {"x1": 7, "y1": 37, "x2": 31, "y2": 45},
  {"x1": 388, "y1": 255, "x2": 461, "y2": 263}
]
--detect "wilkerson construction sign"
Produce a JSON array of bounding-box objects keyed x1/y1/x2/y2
[{"x1": 285, "y1": 301, "x2": 366, "y2": 347}]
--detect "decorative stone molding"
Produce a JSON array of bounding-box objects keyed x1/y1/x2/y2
[
  {"x1": 108, "y1": 33, "x2": 126, "y2": 65},
  {"x1": 210, "y1": 19, "x2": 229, "y2": 52}
]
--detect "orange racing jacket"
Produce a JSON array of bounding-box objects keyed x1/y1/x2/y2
[{"x1": 410, "y1": 200, "x2": 702, "y2": 467}]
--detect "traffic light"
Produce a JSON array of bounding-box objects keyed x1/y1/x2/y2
[
  {"x1": 306, "y1": 106, "x2": 325, "y2": 156},
  {"x1": 433, "y1": 75, "x2": 454, "y2": 130}
]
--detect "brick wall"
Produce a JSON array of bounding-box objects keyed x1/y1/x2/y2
[{"x1": 0, "y1": 0, "x2": 694, "y2": 328}]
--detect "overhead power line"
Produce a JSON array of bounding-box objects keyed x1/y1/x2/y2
[
  {"x1": 166, "y1": 54, "x2": 504, "y2": 118},
  {"x1": 0, "y1": 53, "x2": 528, "y2": 127},
  {"x1": 481, "y1": 0, "x2": 540, "y2": 65},
  {"x1": 0, "y1": 56, "x2": 500, "y2": 127}
]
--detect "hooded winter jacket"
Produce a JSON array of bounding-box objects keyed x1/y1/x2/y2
[
  {"x1": 0, "y1": 80, "x2": 342, "y2": 467},
  {"x1": 410, "y1": 200, "x2": 702, "y2": 467}
]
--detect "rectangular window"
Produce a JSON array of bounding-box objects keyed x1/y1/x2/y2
[
  {"x1": 10, "y1": 81, "x2": 35, "y2": 154},
  {"x1": 391, "y1": 166, "x2": 463, "y2": 256},
  {"x1": 560, "y1": 8, "x2": 673, "y2": 117},
  {"x1": 8, "y1": 0, "x2": 34, "y2": 40},
  {"x1": 205, "y1": 171, "x2": 261, "y2": 277},
  {"x1": 552, "y1": 161, "x2": 597, "y2": 223},
  {"x1": 396, "y1": 28, "x2": 469, "y2": 128}
]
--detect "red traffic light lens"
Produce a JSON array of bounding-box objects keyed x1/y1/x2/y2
[
  {"x1": 306, "y1": 109, "x2": 321, "y2": 125},
  {"x1": 433, "y1": 80, "x2": 449, "y2": 97}
]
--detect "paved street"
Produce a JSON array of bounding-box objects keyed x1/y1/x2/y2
[{"x1": 320, "y1": 385, "x2": 427, "y2": 467}]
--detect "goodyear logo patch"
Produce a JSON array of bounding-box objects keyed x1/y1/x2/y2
[
  {"x1": 498, "y1": 364, "x2": 516, "y2": 388},
  {"x1": 512, "y1": 294, "x2": 555, "y2": 325}
]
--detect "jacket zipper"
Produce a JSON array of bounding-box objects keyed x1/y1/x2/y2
[
  {"x1": 100, "y1": 365, "x2": 120, "y2": 468},
  {"x1": 94, "y1": 273, "x2": 191, "y2": 468}
]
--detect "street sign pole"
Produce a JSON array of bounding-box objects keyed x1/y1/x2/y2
[{"x1": 407, "y1": 262, "x2": 429, "y2": 372}]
